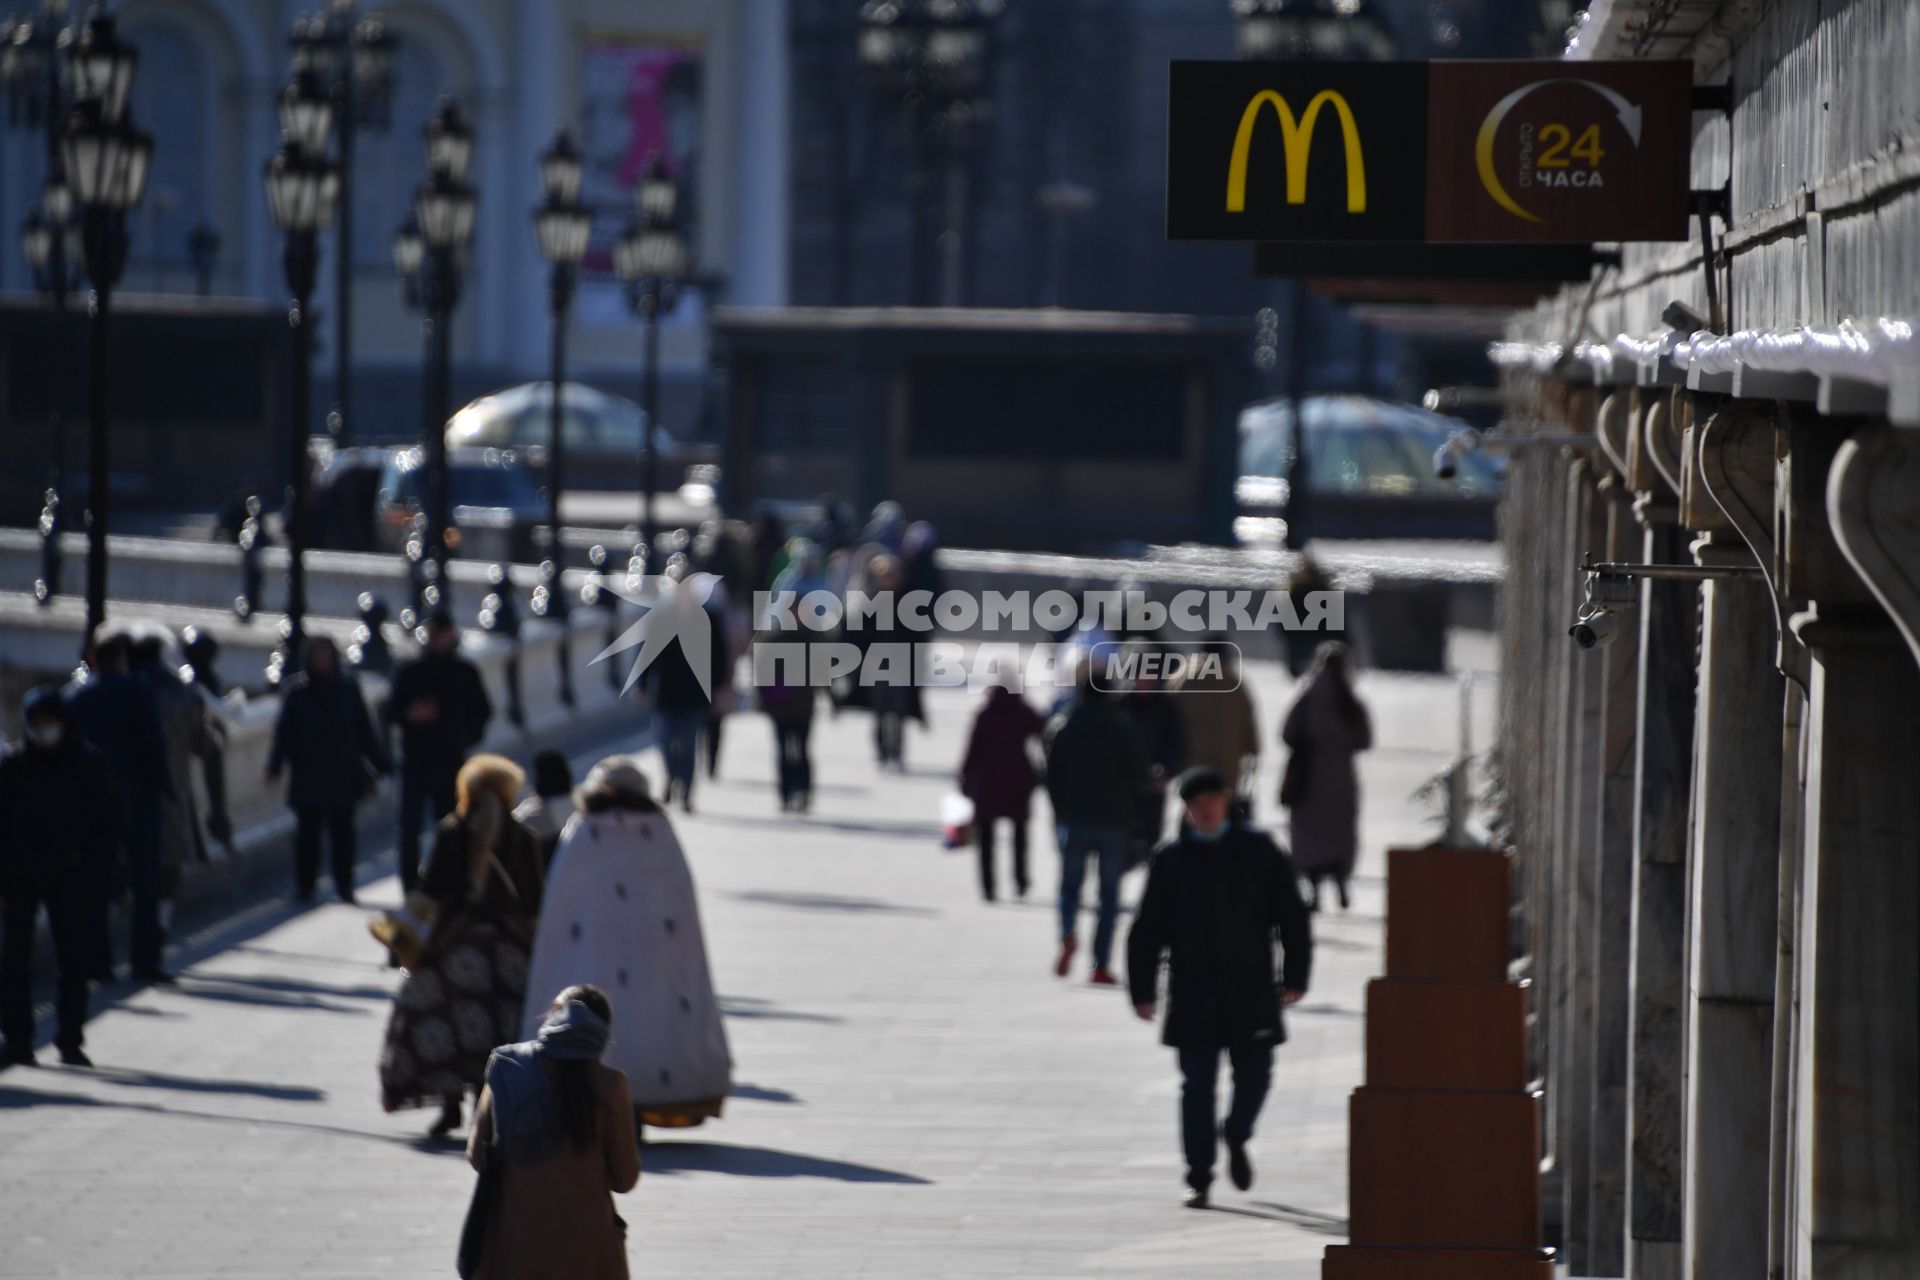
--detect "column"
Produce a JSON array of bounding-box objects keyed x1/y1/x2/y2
[
  {"x1": 1625, "y1": 505, "x2": 1697, "y2": 1280},
  {"x1": 1588, "y1": 475, "x2": 1642, "y2": 1276}
]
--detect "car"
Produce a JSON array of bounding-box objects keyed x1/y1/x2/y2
[
  {"x1": 443, "y1": 380, "x2": 719, "y2": 495},
  {"x1": 1236, "y1": 394, "x2": 1504, "y2": 541},
  {"x1": 373, "y1": 446, "x2": 547, "y2": 565}
]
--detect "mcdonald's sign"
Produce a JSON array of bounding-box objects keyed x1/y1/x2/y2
[{"x1": 1168, "y1": 60, "x2": 1691, "y2": 245}]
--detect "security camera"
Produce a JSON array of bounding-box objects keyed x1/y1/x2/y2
[{"x1": 1568, "y1": 609, "x2": 1618, "y2": 650}]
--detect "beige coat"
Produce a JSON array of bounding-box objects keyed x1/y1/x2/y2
[
  {"x1": 467, "y1": 1063, "x2": 641, "y2": 1280},
  {"x1": 1174, "y1": 668, "x2": 1262, "y2": 786}
]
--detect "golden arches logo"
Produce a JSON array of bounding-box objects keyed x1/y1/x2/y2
[{"x1": 1225, "y1": 90, "x2": 1367, "y2": 215}]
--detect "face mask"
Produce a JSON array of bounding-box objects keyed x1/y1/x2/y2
[
  {"x1": 25, "y1": 722, "x2": 64, "y2": 749},
  {"x1": 1189, "y1": 815, "x2": 1230, "y2": 842}
]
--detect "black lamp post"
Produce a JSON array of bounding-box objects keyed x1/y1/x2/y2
[
  {"x1": 1232, "y1": 0, "x2": 1392, "y2": 552},
  {"x1": 614, "y1": 157, "x2": 690, "y2": 561},
  {"x1": 61, "y1": 9, "x2": 152, "y2": 653},
  {"x1": 395, "y1": 98, "x2": 475, "y2": 620},
  {"x1": 856, "y1": 0, "x2": 1001, "y2": 307},
  {"x1": 532, "y1": 129, "x2": 589, "y2": 557},
  {"x1": 263, "y1": 66, "x2": 339, "y2": 682},
  {"x1": 290, "y1": 0, "x2": 395, "y2": 446}
]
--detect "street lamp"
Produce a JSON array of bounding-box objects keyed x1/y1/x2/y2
[
  {"x1": 263, "y1": 68, "x2": 339, "y2": 684},
  {"x1": 400, "y1": 97, "x2": 476, "y2": 618},
  {"x1": 1232, "y1": 0, "x2": 1393, "y2": 552},
  {"x1": 289, "y1": 1, "x2": 395, "y2": 446},
  {"x1": 532, "y1": 129, "x2": 589, "y2": 558},
  {"x1": 61, "y1": 9, "x2": 153, "y2": 652},
  {"x1": 615, "y1": 156, "x2": 691, "y2": 559},
  {"x1": 856, "y1": 0, "x2": 1002, "y2": 306}
]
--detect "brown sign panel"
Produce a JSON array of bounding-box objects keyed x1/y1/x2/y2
[
  {"x1": 1168, "y1": 59, "x2": 1693, "y2": 245},
  {"x1": 1424, "y1": 61, "x2": 1692, "y2": 243}
]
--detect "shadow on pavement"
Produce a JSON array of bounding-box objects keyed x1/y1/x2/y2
[
  {"x1": 718, "y1": 995, "x2": 844, "y2": 1025},
  {"x1": 729, "y1": 890, "x2": 940, "y2": 918},
  {"x1": 1288, "y1": 1002, "x2": 1363, "y2": 1020},
  {"x1": 69, "y1": 1065, "x2": 327, "y2": 1102},
  {"x1": 730, "y1": 1082, "x2": 802, "y2": 1104},
  {"x1": 160, "y1": 976, "x2": 376, "y2": 1016},
  {"x1": 640, "y1": 1140, "x2": 929, "y2": 1184},
  {"x1": 701, "y1": 812, "x2": 949, "y2": 842},
  {"x1": 1201, "y1": 1200, "x2": 1349, "y2": 1236}
]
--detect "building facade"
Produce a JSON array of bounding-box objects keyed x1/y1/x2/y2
[
  {"x1": 1495, "y1": 2, "x2": 1920, "y2": 1276},
  {"x1": 0, "y1": 0, "x2": 792, "y2": 441}
]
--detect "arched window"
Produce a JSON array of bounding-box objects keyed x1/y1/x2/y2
[
  {"x1": 354, "y1": 36, "x2": 452, "y2": 269},
  {"x1": 122, "y1": 17, "x2": 208, "y2": 274}
]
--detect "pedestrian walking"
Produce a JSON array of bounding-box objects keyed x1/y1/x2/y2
[
  {"x1": 700, "y1": 576, "x2": 747, "y2": 781},
  {"x1": 379, "y1": 754, "x2": 544, "y2": 1138},
  {"x1": 177, "y1": 627, "x2": 235, "y2": 858},
  {"x1": 1279, "y1": 640, "x2": 1373, "y2": 912},
  {"x1": 1173, "y1": 639, "x2": 1261, "y2": 822},
  {"x1": 513, "y1": 749, "x2": 576, "y2": 867},
  {"x1": 1119, "y1": 647, "x2": 1188, "y2": 860},
  {"x1": 1125, "y1": 767, "x2": 1313, "y2": 1208},
  {"x1": 131, "y1": 633, "x2": 221, "y2": 911},
  {"x1": 0, "y1": 686, "x2": 118, "y2": 1068},
  {"x1": 464, "y1": 985, "x2": 639, "y2": 1280},
  {"x1": 266, "y1": 636, "x2": 392, "y2": 904},
  {"x1": 1044, "y1": 674, "x2": 1150, "y2": 984},
  {"x1": 640, "y1": 575, "x2": 728, "y2": 814},
  {"x1": 66, "y1": 631, "x2": 173, "y2": 984},
  {"x1": 958, "y1": 682, "x2": 1045, "y2": 902},
  {"x1": 1283, "y1": 556, "x2": 1335, "y2": 677},
  {"x1": 521, "y1": 758, "x2": 731, "y2": 1131},
  {"x1": 853, "y1": 553, "x2": 922, "y2": 772},
  {"x1": 387, "y1": 612, "x2": 494, "y2": 893}
]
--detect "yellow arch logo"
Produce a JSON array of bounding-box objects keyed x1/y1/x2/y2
[{"x1": 1225, "y1": 89, "x2": 1367, "y2": 215}]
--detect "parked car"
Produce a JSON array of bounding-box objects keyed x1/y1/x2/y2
[
  {"x1": 1237, "y1": 394, "x2": 1504, "y2": 541},
  {"x1": 373, "y1": 446, "x2": 546, "y2": 564},
  {"x1": 305, "y1": 444, "x2": 392, "y2": 552},
  {"x1": 443, "y1": 380, "x2": 719, "y2": 494}
]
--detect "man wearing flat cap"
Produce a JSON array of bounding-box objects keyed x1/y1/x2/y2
[{"x1": 1125, "y1": 764, "x2": 1313, "y2": 1208}]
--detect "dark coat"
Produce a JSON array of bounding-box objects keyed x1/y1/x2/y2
[
  {"x1": 0, "y1": 738, "x2": 118, "y2": 891},
  {"x1": 268, "y1": 672, "x2": 393, "y2": 810},
  {"x1": 1280, "y1": 674, "x2": 1372, "y2": 875},
  {"x1": 1125, "y1": 823, "x2": 1313, "y2": 1049},
  {"x1": 960, "y1": 687, "x2": 1045, "y2": 822},
  {"x1": 643, "y1": 608, "x2": 732, "y2": 713},
  {"x1": 65, "y1": 672, "x2": 171, "y2": 814},
  {"x1": 1043, "y1": 692, "x2": 1149, "y2": 829},
  {"x1": 420, "y1": 812, "x2": 546, "y2": 925},
  {"x1": 1121, "y1": 692, "x2": 1188, "y2": 778},
  {"x1": 386, "y1": 652, "x2": 492, "y2": 780}
]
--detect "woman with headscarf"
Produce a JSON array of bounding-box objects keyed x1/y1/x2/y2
[
  {"x1": 379, "y1": 753, "x2": 546, "y2": 1137},
  {"x1": 520, "y1": 757, "x2": 731, "y2": 1132},
  {"x1": 465, "y1": 984, "x2": 639, "y2": 1280},
  {"x1": 1279, "y1": 641, "x2": 1374, "y2": 912}
]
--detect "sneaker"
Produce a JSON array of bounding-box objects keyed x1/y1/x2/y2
[
  {"x1": 1227, "y1": 1141, "x2": 1254, "y2": 1191},
  {"x1": 1089, "y1": 967, "x2": 1119, "y2": 986},
  {"x1": 57, "y1": 1046, "x2": 92, "y2": 1068},
  {"x1": 1184, "y1": 1187, "x2": 1210, "y2": 1210},
  {"x1": 1054, "y1": 936, "x2": 1078, "y2": 978},
  {"x1": 428, "y1": 1101, "x2": 462, "y2": 1138}
]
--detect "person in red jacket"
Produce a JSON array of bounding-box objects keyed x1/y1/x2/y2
[{"x1": 958, "y1": 682, "x2": 1046, "y2": 902}]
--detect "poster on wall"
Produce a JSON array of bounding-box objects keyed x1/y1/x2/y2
[{"x1": 578, "y1": 34, "x2": 703, "y2": 326}]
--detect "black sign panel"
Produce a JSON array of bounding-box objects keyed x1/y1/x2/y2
[
  {"x1": 1254, "y1": 242, "x2": 1602, "y2": 281},
  {"x1": 1167, "y1": 60, "x2": 1428, "y2": 243}
]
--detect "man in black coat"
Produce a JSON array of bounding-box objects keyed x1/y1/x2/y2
[
  {"x1": 66, "y1": 631, "x2": 173, "y2": 983},
  {"x1": 268, "y1": 636, "x2": 393, "y2": 904},
  {"x1": 386, "y1": 613, "x2": 492, "y2": 892},
  {"x1": 1, "y1": 686, "x2": 119, "y2": 1067},
  {"x1": 1126, "y1": 766, "x2": 1313, "y2": 1208},
  {"x1": 1044, "y1": 677, "x2": 1150, "y2": 985}
]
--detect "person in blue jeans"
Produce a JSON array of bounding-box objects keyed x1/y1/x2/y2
[
  {"x1": 1126, "y1": 767, "x2": 1313, "y2": 1208},
  {"x1": 641, "y1": 576, "x2": 731, "y2": 815},
  {"x1": 1043, "y1": 674, "x2": 1149, "y2": 984}
]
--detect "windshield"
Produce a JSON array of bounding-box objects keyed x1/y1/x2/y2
[
  {"x1": 1238, "y1": 397, "x2": 1502, "y2": 498},
  {"x1": 398, "y1": 461, "x2": 540, "y2": 508}
]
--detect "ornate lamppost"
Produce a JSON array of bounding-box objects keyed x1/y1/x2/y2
[
  {"x1": 20, "y1": 172, "x2": 80, "y2": 606},
  {"x1": 289, "y1": 0, "x2": 395, "y2": 445},
  {"x1": 395, "y1": 98, "x2": 475, "y2": 618},
  {"x1": 1231, "y1": 0, "x2": 1393, "y2": 551},
  {"x1": 263, "y1": 66, "x2": 339, "y2": 682},
  {"x1": 61, "y1": 8, "x2": 153, "y2": 651},
  {"x1": 614, "y1": 157, "x2": 690, "y2": 560}
]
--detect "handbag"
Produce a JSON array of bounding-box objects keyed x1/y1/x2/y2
[
  {"x1": 1279, "y1": 744, "x2": 1311, "y2": 808},
  {"x1": 457, "y1": 1144, "x2": 502, "y2": 1279}
]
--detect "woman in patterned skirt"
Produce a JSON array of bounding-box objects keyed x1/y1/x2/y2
[{"x1": 379, "y1": 753, "x2": 545, "y2": 1137}]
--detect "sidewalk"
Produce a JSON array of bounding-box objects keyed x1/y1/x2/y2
[{"x1": 0, "y1": 659, "x2": 1491, "y2": 1278}]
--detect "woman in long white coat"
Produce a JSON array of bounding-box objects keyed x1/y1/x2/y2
[{"x1": 521, "y1": 756, "x2": 732, "y2": 1129}]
